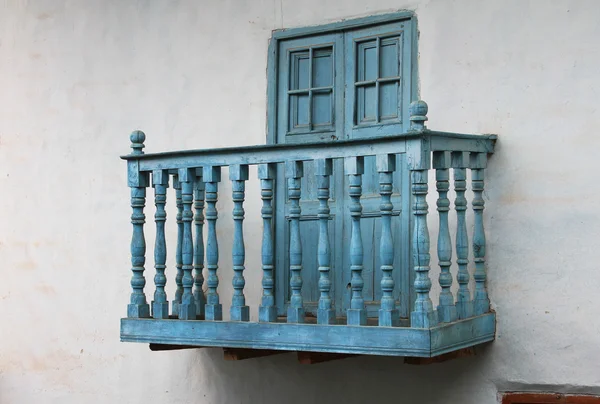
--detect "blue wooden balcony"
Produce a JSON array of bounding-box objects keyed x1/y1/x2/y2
[{"x1": 120, "y1": 101, "x2": 497, "y2": 358}]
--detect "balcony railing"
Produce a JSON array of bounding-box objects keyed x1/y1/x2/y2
[{"x1": 120, "y1": 101, "x2": 497, "y2": 357}]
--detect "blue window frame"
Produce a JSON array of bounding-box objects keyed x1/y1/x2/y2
[{"x1": 268, "y1": 12, "x2": 418, "y2": 145}]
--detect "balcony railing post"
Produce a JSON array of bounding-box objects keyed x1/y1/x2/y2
[
  {"x1": 258, "y1": 164, "x2": 277, "y2": 322},
  {"x1": 471, "y1": 152, "x2": 490, "y2": 315},
  {"x1": 172, "y1": 176, "x2": 183, "y2": 316},
  {"x1": 433, "y1": 151, "x2": 457, "y2": 323},
  {"x1": 204, "y1": 166, "x2": 223, "y2": 321},
  {"x1": 230, "y1": 164, "x2": 250, "y2": 321},
  {"x1": 408, "y1": 101, "x2": 437, "y2": 328},
  {"x1": 316, "y1": 159, "x2": 335, "y2": 325},
  {"x1": 287, "y1": 161, "x2": 305, "y2": 324},
  {"x1": 178, "y1": 168, "x2": 196, "y2": 320},
  {"x1": 345, "y1": 156, "x2": 367, "y2": 326},
  {"x1": 377, "y1": 154, "x2": 399, "y2": 327},
  {"x1": 193, "y1": 171, "x2": 205, "y2": 318},
  {"x1": 152, "y1": 169, "x2": 169, "y2": 319},
  {"x1": 452, "y1": 151, "x2": 473, "y2": 319},
  {"x1": 127, "y1": 130, "x2": 150, "y2": 318}
]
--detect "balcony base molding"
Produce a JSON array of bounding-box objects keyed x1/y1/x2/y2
[{"x1": 121, "y1": 312, "x2": 495, "y2": 358}]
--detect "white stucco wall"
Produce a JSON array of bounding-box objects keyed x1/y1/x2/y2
[{"x1": 1, "y1": 0, "x2": 599, "y2": 403}]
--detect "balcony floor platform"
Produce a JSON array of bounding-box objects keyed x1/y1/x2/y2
[{"x1": 121, "y1": 312, "x2": 495, "y2": 357}]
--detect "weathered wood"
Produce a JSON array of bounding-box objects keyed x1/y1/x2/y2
[
  {"x1": 193, "y1": 173, "x2": 205, "y2": 318},
  {"x1": 204, "y1": 166, "x2": 222, "y2": 321},
  {"x1": 152, "y1": 169, "x2": 169, "y2": 319},
  {"x1": 287, "y1": 161, "x2": 305, "y2": 323},
  {"x1": 502, "y1": 392, "x2": 600, "y2": 404},
  {"x1": 230, "y1": 164, "x2": 250, "y2": 321},
  {"x1": 471, "y1": 152, "x2": 490, "y2": 315},
  {"x1": 223, "y1": 348, "x2": 283, "y2": 361},
  {"x1": 410, "y1": 169, "x2": 437, "y2": 328},
  {"x1": 121, "y1": 134, "x2": 496, "y2": 173},
  {"x1": 127, "y1": 130, "x2": 150, "y2": 318},
  {"x1": 297, "y1": 351, "x2": 356, "y2": 364},
  {"x1": 149, "y1": 343, "x2": 204, "y2": 351},
  {"x1": 258, "y1": 164, "x2": 276, "y2": 322},
  {"x1": 345, "y1": 156, "x2": 366, "y2": 326},
  {"x1": 178, "y1": 168, "x2": 196, "y2": 320},
  {"x1": 452, "y1": 152, "x2": 473, "y2": 319},
  {"x1": 404, "y1": 347, "x2": 475, "y2": 365},
  {"x1": 377, "y1": 154, "x2": 399, "y2": 327},
  {"x1": 121, "y1": 103, "x2": 500, "y2": 358},
  {"x1": 315, "y1": 159, "x2": 335, "y2": 325},
  {"x1": 433, "y1": 151, "x2": 457, "y2": 323},
  {"x1": 121, "y1": 313, "x2": 496, "y2": 357},
  {"x1": 171, "y1": 176, "x2": 183, "y2": 317}
]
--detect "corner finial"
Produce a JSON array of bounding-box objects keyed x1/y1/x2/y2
[
  {"x1": 130, "y1": 130, "x2": 146, "y2": 155},
  {"x1": 409, "y1": 100, "x2": 428, "y2": 131}
]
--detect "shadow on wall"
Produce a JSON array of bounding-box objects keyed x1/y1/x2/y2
[{"x1": 179, "y1": 344, "x2": 496, "y2": 404}]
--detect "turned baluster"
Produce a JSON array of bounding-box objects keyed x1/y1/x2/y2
[
  {"x1": 377, "y1": 154, "x2": 399, "y2": 327},
  {"x1": 287, "y1": 161, "x2": 305, "y2": 324},
  {"x1": 152, "y1": 169, "x2": 169, "y2": 319},
  {"x1": 258, "y1": 163, "x2": 276, "y2": 323},
  {"x1": 434, "y1": 151, "x2": 457, "y2": 323},
  {"x1": 127, "y1": 130, "x2": 150, "y2": 318},
  {"x1": 178, "y1": 168, "x2": 196, "y2": 320},
  {"x1": 410, "y1": 169, "x2": 437, "y2": 328},
  {"x1": 230, "y1": 165, "x2": 250, "y2": 321},
  {"x1": 316, "y1": 159, "x2": 335, "y2": 325},
  {"x1": 193, "y1": 172, "x2": 205, "y2": 318},
  {"x1": 171, "y1": 176, "x2": 184, "y2": 316},
  {"x1": 471, "y1": 152, "x2": 490, "y2": 315},
  {"x1": 204, "y1": 166, "x2": 222, "y2": 321},
  {"x1": 408, "y1": 101, "x2": 437, "y2": 328},
  {"x1": 452, "y1": 151, "x2": 473, "y2": 319},
  {"x1": 345, "y1": 156, "x2": 366, "y2": 326}
]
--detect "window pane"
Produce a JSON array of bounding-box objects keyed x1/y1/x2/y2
[
  {"x1": 312, "y1": 48, "x2": 333, "y2": 87},
  {"x1": 312, "y1": 92, "x2": 332, "y2": 126},
  {"x1": 379, "y1": 82, "x2": 399, "y2": 120},
  {"x1": 357, "y1": 41, "x2": 377, "y2": 81},
  {"x1": 380, "y1": 37, "x2": 400, "y2": 78},
  {"x1": 357, "y1": 84, "x2": 376, "y2": 124},
  {"x1": 289, "y1": 94, "x2": 309, "y2": 130},
  {"x1": 290, "y1": 51, "x2": 310, "y2": 90}
]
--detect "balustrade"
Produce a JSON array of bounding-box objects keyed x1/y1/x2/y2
[{"x1": 120, "y1": 101, "x2": 497, "y2": 357}]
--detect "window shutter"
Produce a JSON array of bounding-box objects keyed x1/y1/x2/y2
[
  {"x1": 276, "y1": 34, "x2": 343, "y2": 144},
  {"x1": 344, "y1": 20, "x2": 414, "y2": 139}
]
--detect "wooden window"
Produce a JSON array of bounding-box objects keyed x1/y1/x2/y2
[
  {"x1": 344, "y1": 22, "x2": 412, "y2": 139},
  {"x1": 502, "y1": 393, "x2": 600, "y2": 404},
  {"x1": 270, "y1": 13, "x2": 417, "y2": 145}
]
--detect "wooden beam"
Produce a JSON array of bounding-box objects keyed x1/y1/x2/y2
[
  {"x1": 223, "y1": 348, "x2": 284, "y2": 361},
  {"x1": 297, "y1": 351, "x2": 356, "y2": 365},
  {"x1": 404, "y1": 347, "x2": 475, "y2": 365},
  {"x1": 149, "y1": 343, "x2": 204, "y2": 351}
]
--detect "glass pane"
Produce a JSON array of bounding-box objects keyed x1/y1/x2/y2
[
  {"x1": 312, "y1": 92, "x2": 332, "y2": 126},
  {"x1": 379, "y1": 82, "x2": 399, "y2": 120},
  {"x1": 289, "y1": 94, "x2": 309, "y2": 130},
  {"x1": 357, "y1": 84, "x2": 376, "y2": 124},
  {"x1": 357, "y1": 41, "x2": 377, "y2": 81},
  {"x1": 312, "y1": 48, "x2": 333, "y2": 87},
  {"x1": 380, "y1": 37, "x2": 400, "y2": 78},
  {"x1": 290, "y1": 51, "x2": 310, "y2": 90}
]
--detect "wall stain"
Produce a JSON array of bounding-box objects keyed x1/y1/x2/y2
[{"x1": 17, "y1": 260, "x2": 37, "y2": 270}]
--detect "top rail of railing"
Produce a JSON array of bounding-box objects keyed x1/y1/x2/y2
[
  {"x1": 121, "y1": 101, "x2": 497, "y2": 173},
  {"x1": 121, "y1": 130, "x2": 496, "y2": 171}
]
